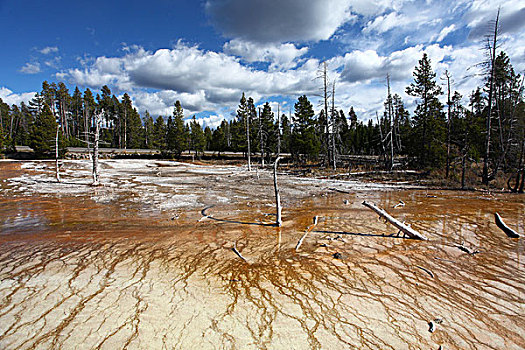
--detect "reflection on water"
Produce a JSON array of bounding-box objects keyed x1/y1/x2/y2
[{"x1": 0, "y1": 161, "x2": 524, "y2": 349}]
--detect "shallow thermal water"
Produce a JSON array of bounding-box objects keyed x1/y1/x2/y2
[{"x1": 0, "y1": 160, "x2": 524, "y2": 349}]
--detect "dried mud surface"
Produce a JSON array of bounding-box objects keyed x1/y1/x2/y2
[{"x1": 0, "y1": 159, "x2": 524, "y2": 349}]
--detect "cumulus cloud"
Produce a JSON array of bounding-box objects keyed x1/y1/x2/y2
[
  {"x1": 466, "y1": 0, "x2": 525, "y2": 39},
  {"x1": 339, "y1": 45, "x2": 451, "y2": 83},
  {"x1": 20, "y1": 62, "x2": 41, "y2": 74},
  {"x1": 39, "y1": 46, "x2": 59, "y2": 55},
  {"x1": 0, "y1": 87, "x2": 36, "y2": 106},
  {"x1": 363, "y1": 12, "x2": 406, "y2": 34},
  {"x1": 223, "y1": 40, "x2": 308, "y2": 70},
  {"x1": 205, "y1": 0, "x2": 354, "y2": 43},
  {"x1": 60, "y1": 42, "x2": 319, "y2": 115}
]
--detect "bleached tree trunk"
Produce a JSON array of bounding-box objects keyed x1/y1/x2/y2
[
  {"x1": 323, "y1": 62, "x2": 330, "y2": 168},
  {"x1": 273, "y1": 157, "x2": 282, "y2": 227},
  {"x1": 482, "y1": 9, "x2": 499, "y2": 185},
  {"x1": 277, "y1": 104, "x2": 281, "y2": 156},
  {"x1": 246, "y1": 111, "x2": 251, "y2": 171},
  {"x1": 362, "y1": 201, "x2": 427, "y2": 240},
  {"x1": 124, "y1": 107, "x2": 127, "y2": 150},
  {"x1": 55, "y1": 124, "x2": 61, "y2": 183},
  {"x1": 259, "y1": 107, "x2": 265, "y2": 167},
  {"x1": 443, "y1": 70, "x2": 452, "y2": 179},
  {"x1": 387, "y1": 74, "x2": 394, "y2": 171},
  {"x1": 92, "y1": 112, "x2": 101, "y2": 186},
  {"x1": 331, "y1": 81, "x2": 337, "y2": 170}
]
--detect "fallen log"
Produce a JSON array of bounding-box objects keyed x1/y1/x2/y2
[
  {"x1": 362, "y1": 201, "x2": 427, "y2": 240},
  {"x1": 495, "y1": 213, "x2": 520, "y2": 238},
  {"x1": 295, "y1": 216, "x2": 319, "y2": 251}
]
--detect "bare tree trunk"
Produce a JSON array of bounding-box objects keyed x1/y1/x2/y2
[
  {"x1": 482, "y1": 9, "x2": 500, "y2": 185},
  {"x1": 124, "y1": 108, "x2": 127, "y2": 150},
  {"x1": 444, "y1": 70, "x2": 452, "y2": 179},
  {"x1": 277, "y1": 104, "x2": 281, "y2": 156},
  {"x1": 92, "y1": 113, "x2": 101, "y2": 186},
  {"x1": 273, "y1": 157, "x2": 282, "y2": 227},
  {"x1": 259, "y1": 107, "x2": 264, "y2": 167},
  {"x1": 55, "y1": 125, "x2": 61, "y2": 183},
  {"x1": 387, "y1": 74, "x2": 394, "y2": 171},
  {"x1": 376, "y1": 112, "x2": 387, "y2": 165},
  {"x1": 331, "y1": 81, "x2": 337, "y2": 170},
  {"x1": 246, "y1": 112, "x2": 251, "y2": 171},
  {"x1": 362, "y1": 201, "x2": 427, "y2": 240}
]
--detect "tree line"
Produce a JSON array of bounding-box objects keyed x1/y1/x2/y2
[{"x1": 0, "y1": 48, "x2": 523, "y2": 190}]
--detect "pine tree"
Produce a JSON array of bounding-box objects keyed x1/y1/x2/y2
[
  {"x1": 143, "y1": 111, "x2": 154, "y2": 149},
  {"x1": 189, "y1": 116, "x2": 205, "y2": 157},
  {"x1": 168, "y1": 100, "x2": 188, "y2": 156},
  {"x1": 30, "y1": 104, "x2": 65, "y2": 158},
  {"x1": 406, "y1": 53, "x2": 445, "y2": 167},
  {"x1": 152, "y1": 116, "x2": 167, "y2": 150},
  {"x1": 291, "y1": 95, "x2": 320, "y2": 162}
]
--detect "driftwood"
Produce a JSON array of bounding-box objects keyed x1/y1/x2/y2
[
  {"x1": 362, "y1": 201, "x2": 427, "y2": 240},
  {"x1": 232, "y1": 242, "x2": 249, "y2": 263},
  {"x1": 455, "y1": 244, "x2": 480, "y2": 255},
  {"x1": 415, "y1": 265, "x2": 434, "y2": 278},
  {"x1": 495, "y1": 213, "x2": 520, "y2": 238},
  {"x1": 393, "y1": 200, "x2": 405, "y2": 208},
  {"x1": 295, "y1": 216, "x2": 319, "y2": 251}
]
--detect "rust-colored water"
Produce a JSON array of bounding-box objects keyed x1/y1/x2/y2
[{"x1": 0, "y1": 160, "x2": 524, "y2": 349}]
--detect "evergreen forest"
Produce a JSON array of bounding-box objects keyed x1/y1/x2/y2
[{"x1": 1, "y1": 51, "x2": 524, "y2": 190}]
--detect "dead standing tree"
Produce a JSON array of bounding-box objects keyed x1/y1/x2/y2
[
  {"x1": 92, "y1": 110, "x2": 103, "y2": 186},
  {"x1": 273, "y1": 157, "x2": 282, "y2": 227},
  {"x1": 482, "y1": 9, "x2": 500, "y2": 185},
  {"x1": 55, "y1": 124, "x2": 60, "y2": 182}
]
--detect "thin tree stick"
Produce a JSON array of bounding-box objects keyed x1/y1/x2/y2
[
  {"x1": 495, "y1": 213, "x2": 520, "y2": 238},
  {"x1": 274, "y1": 156, "x2": 282, "y2": 227},
  {"x1": 232, "y1": 242, "x2": 249, "y2": 263},
  {"x1": 55, "y1": 124, "x2": 60, "y2": 183},
  {"x1": 362, "y1": 201, "x2": 427, "y2": 240},
  {"x1": 296, "y1": 216, "x2": 319, "y2": 251}
]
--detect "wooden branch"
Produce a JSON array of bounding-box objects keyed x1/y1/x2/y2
[
  {"x1": 362, "y1": 201, "x2": 427, "y2": 240},
  {"x1": 415, "y1": 265, "x2": 434, "y2": 278},
  {"x1": 232, "y1": 242, "x2": 249, "y2": 263},
  {"x1": 455, "y1": 244, "x2": 480, "y2": 255},
  {"x1": 295, "y1": 216, "x2": 319, "y2": 251},
  {"x1": 495, "y1": 213, "x2": 520, "y2": 238}
]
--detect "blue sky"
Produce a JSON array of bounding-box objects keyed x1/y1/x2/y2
[{"x1": 1, "y1": 0, "x2": 524, "y2": 127}]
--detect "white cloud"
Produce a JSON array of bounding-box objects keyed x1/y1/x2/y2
[
  {"x1": 39, "y1": 46, "x2": 59, "y2": 55},
  {"x1": 466, "y1": 0, "x2": 525, "y2": 39},
  {"x1": 433, "y1": 24, "x2": 457, "y2": 42},
  {"x1": 20, "y1": 62, "x2": 41, "y2": 74},
  {"x1": 205, "y1": 0, "x2": 355, "y2": 43},
  {"x1": 363, "y1": 12, "x2": 406, "y2": 34},
  {"x1": 195, "y1": 114, "x2": 225, "y2": 129},
  {"x1": 60, "y1": 42, "x2": 319, "y2": 115},
  {"x1": 223, "y1": 40, "x2": 308, "y2": 70},
  {"x1": 0, "y1": 87, "x2": 36, "y2": 106}
]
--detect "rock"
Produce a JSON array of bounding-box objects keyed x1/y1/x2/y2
[{"x1": 333, "y1": 252, "x2": 343, "y2": 259}]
